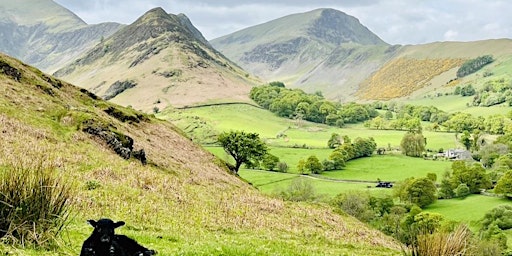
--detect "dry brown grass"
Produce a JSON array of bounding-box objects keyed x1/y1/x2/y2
[{"x1": 406, "y1": 224, "x2": 472, "y2": 256}]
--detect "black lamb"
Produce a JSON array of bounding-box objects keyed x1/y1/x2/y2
[{"x1": 80, "y1": 218, "x2": 156, "y2": 256}]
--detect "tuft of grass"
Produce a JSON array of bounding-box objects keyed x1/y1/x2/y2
[
  {"x1": 0, "y1": 154, "x2": 72, "y2": 248},
  {"x1": 406, "y1": 224, "x2": 471, "y2": 256}
]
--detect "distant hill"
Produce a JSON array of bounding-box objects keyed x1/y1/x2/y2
[
  {"x1": 358, "y1": 39, "x2": 512, "y2": 101},
  {"x1": 211, "y1": 8, "x2": 396, "y2": 101},
  {"x1": 0, "y1": 0, "x2": 123, "y2": 72},
  {"x1": 0, "y1": 51, "x2": 401, "y2": 255},
  {"x1": 54, "y1": 7, "x2": 259, "y2": 111},
  {"x1": 211, "y1": 9, "x2": 512, "y2": 103}
]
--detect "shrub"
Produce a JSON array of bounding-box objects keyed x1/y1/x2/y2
[
  {"x1": 85, "y1": 180, "x2": 102, "y2": 190},
  {"x1": 332, "y1": 192, "x2": 374, "y2": 222},
  {"x1": 454, "y1": 183, "x2": 471, "y2": 198},
  {"x1": 276, "y1": 162, "x2": 288, "y2": 173},
  {"x1": 278, "y1": 179, "x2": 317, "y2": 202},
  {"x1": 261, "y1": 153, "x2": 279, "y2": 171},
  {"x1": 0, "y1": 157, "x2": 72, "y2": 248}
]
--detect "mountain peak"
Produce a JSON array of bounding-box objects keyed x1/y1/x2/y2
[
  {"x1": 137, "y1": 7, "x2": 169, "y2": 21},
  {"x1": 308, "y1": 8, "x2": 387, "y2": 45}
]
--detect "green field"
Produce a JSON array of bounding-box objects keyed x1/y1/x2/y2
[
  {"x1": 425, "y1": 195, "x2": 510, "y2": 224},
  {"x1": 321, "y1": 154, "x2": 452, "y2": 182},
  {"x1": 163, "y1": 104, "x2": 460, "y2": 150}
]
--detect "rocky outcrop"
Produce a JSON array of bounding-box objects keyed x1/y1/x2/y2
[
  {"x1": 103, "y1": 80, "x2": 137, "y2": 100},
  {"x1": 82, "y1": 121, "x2": 146, "y2": 164},
  {"x1": 0, "y1": 59, "x2": 21, "y2": 81}
]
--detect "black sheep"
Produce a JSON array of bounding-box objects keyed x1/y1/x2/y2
[{"x1": 80, "y1": 218, "x2": 156, "y2": 256}]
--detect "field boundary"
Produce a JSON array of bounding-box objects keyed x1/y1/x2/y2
[{"x1": 177, "y1": 102, "x2": 263, "y2": 109}]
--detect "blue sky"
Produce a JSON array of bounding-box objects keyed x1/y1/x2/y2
[{"x1": 53, "y1": 0, "x2": 512, "y2": 45}]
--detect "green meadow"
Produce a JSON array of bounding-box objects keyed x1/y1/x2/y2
[
  {"x1": 162, "y1": 104, "x2": 460, "y2": 150},
  {"x1": 425, "y1": 195, "x2": 510, "y2": 224},
  {"x1": 166, "y1": 102, "x2": 511, "y2": 249}
]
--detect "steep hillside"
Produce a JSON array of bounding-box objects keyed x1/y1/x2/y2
[
  {"x1": 0, "y1": 0, "x2": 123, "y2": 72},
  {"x1": 357, "y1": 39, "x2": 512, "y2": 101},
  {"x1": 54, "y1": 7, "x2": 259, "y2": 112},
  {"x1": 0, "y1": 53, "x2": 401, "y2": 255},
  {"x1": 211, "y1": 8, "x2": 394, "y2": 99}
]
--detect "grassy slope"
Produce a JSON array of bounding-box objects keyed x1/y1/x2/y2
[{"x1": 0, "y1": 54, "x2": 401, "y2": 255}]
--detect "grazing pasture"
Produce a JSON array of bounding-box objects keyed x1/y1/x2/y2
[{"x1": 320, "y1": 154, "x2": 452, "y2": 182}]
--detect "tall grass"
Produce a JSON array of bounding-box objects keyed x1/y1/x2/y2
[
  {"x1": 406, "y1": 224, "x2": 471, "y2": 256},
  {"x1": 0, "y1": 153, "x2": 72, "y2": 248}
]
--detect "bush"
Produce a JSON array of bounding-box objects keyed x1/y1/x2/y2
[
  {"x1": 0, "y1": 157, "x2": 72, "y2": 248},
  {"x1": 454, "y1": 183, "x2": 471, "y2": 198},
  {"x1": 278, "y1": 179, "x2": 317, "y2": 202},
  {"x1": 277, "y1": 162, "x2": 288, "y2": 173},
  {"x1": 332, "y1": 192, "x2": 374, "y2": 222},
  {"x1": 261, "y1": 153, "x2": 279, "y2": 171}
]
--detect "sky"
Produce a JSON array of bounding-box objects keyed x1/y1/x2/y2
[{"x1": 53, "y1": 0, "x2": 512, "y2": 45}]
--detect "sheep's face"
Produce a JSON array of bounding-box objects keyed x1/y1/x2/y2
[{"x1": 88, "y1": 218, "x2": 125, "y2": 243}]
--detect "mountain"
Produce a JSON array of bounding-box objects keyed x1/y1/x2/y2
[
  {"x1": 211, "y1": 8, "x2": 396, "y2": 100},
  {"x1": 54, "y1": 7, "x2": 259, "y2": 112},
  {"x1": 0, "y1": 0, "x2": 123, "y2": 72},
  {"x1": 0, "y1": 52, "x2": 400, "y2": 255},
  {"x1": 212, "y1": 8, "x2": 512, "y2": 102}
]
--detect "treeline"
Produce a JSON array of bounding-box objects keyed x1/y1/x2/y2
[
  {"x1": 456, "y1": 55, "x2": 494, "y2": 78},
  {"x1": 455, "y1": 79, "x2": 512, "y2": 107},
  {"x1": 250, "y1": 84, "x2": 378, "y2": 126},
  {"x1": 472, "y1": 78, "x2": 512, "y2": 107},
  {"x1": 367, "y1": 102, "x2": 512, "y2": 135},
  {"x1": 298, "y1": 135, "x2": 377, "y2": 174}
]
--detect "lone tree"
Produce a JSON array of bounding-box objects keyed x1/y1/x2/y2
[
  {"x1": 400, "y1": 132, "x2": 426, "y2": 157},
  {"x1": 218, "y1": 131, "x2": 267, "y2": 174}
]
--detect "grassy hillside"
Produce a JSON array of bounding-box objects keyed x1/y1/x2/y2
[
  {"x1": 361, "y1": 39, "x2": 512, "y2": 102},
  {"x1": 0, "y1": 54, "x2": 402, "y2": 254}
]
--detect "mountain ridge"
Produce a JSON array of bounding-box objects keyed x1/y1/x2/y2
[
  {"x1": 54, "y1": 7, "x2": 259, "y2": 111},
  {"x1": 211, "y1": 8, "x2": 392, "y2": 98},
  {"x1": 0, "y1": 0, "x2": 123, "y2": 73}
]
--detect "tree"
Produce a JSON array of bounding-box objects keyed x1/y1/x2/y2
[
  {"x1": 404, "y1": 177, "x2": 437, "y2": 208},
  {"x1": 261, "y1": 153, "x2": 279, "y2": 171},
  {"x1": 460, "y1": 130, "x2": 472, "y2": 150},
  {"x1": 439, "y1": 171, "x2": 455, "y2": 199},
  {"x1": 269, "y1": 81, "x2": 285, "y2": 87},
  {"x1": 481, "y1": 205, "x2": 512, "y2": 231},
  {"x1": 218, "y1": 131, "x2": 267, "y2": 174},
  {"x1": 495, "y1": 170, "x2": 512, "y2": 195},
  {"x1": 327, "y1": 133, "x2": 342, "y2": 149},
  {"x1": 450, "y1": 161, "x2": 492, "y2": 193},
  {"x1": 400, "y1": 132, "x2": 426, "y2": 157},
  {"x1": 303, "y1": 155, "x2": 323, "y2": 174},
  {"x1": 328, "y1": 151, "x2": 346, "y2": 169}
]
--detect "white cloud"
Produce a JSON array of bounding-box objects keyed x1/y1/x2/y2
[{"x1": 443, "y1": 30, "x2": 459, "y2": 41}]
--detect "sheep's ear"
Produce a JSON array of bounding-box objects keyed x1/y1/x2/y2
[
  {"x1": 114, "y1": 221, "x2": 125, "y2": 228},
  {"x1": 87, "y1": 220, "x2": 97, "y2": 227}
]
